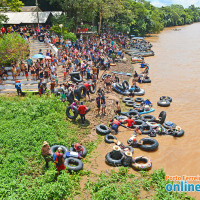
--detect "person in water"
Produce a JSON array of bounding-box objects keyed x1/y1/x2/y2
[
  {"x1": 127, "y1": 135, "x2": 143, "y2": 147},
  {"x1": 122, "y1": 151, "x2": 136, "y2": 167},
  {"x1": 133, "y1": 126, "x2": 142, "y2": 135},
  {"x1": 109, "y1": 119, "x2": 129, "y2": 134},
  {"x1": 124, "y1": 116, "x2": 136, "y2": 128},
  {"x1": 129, "y1": 85, "x2": 135, "y2": 97}
]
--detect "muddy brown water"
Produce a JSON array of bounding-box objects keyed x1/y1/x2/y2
[{"x1": 86, "y1": 23, "x2": 200, "y2": 199}]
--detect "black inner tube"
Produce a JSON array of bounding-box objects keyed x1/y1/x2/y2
[{"x1": 100, "y1": 125, "x2": 107, "y2": 130}]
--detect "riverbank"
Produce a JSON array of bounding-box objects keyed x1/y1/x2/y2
[
  {"x1": 1, "y1": 24, "x2": 199, "y2": 199},
  {"x1": 0, "y1": 94, "x2": 194, "y2": 199}
]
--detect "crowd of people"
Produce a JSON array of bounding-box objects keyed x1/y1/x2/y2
[{"x1": 1, "y1": 25, "x2": 152, "y2": 172}]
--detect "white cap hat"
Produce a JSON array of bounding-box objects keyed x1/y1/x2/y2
[
  {"x1": 176, "y1": 126, "x2": 181, "y2": 131},
  {"x1": 113, "y1": 145, "x2": 121, "y2": 151},
  {"x1": 58, "y1": 147, "x2": 62, "y2": 151},
  {"x1": 125, "y1": 151, "x2": 133, "y2": 157}
]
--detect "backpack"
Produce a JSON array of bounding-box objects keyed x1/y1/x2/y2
[
  {"x1": 53, "y1": 152, "x2": 59, "y2": 165},
  {"x1": 74, "y1": 143, "x2": 83, "y2": 152}
]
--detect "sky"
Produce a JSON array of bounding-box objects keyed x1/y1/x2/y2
[{"x1": 148, "y1": 0, "x2": 200, "y2": 8}]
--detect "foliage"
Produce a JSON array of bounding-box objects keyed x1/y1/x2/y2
[
  {"x1": 0, "y1": 32, "x2": 29, "y2": 66},
  {"x1": 51, "y1": 15, "x2": 75, "y2": 31},
  {"x1": 22, "y1": 0, "x2": 61, "y2": 11},
  {"x1": 86, "y1": 168, "x2": 194, "y2": 200},
  {"x1": 47, "y1": 0, "x2": 200, "y2": 35},
  {"x1": 0, "y1": 0, "x2": 23, "y2": 23},
  {"x1": 49, "y1": 0, "x2": 95, "y2": 31},
  {"x1": 50, "y1": 24, "x2": 68, "y2": 36},
  {"x1": 63, "y1": 32, "x2": 77, "y2": 41},
  {"x1": 0, "y1": 95, "x2": 91, "y2": 199}
]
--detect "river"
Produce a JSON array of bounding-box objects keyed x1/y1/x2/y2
[
  {"x1": 86, "y1": 23, "x2": 200, "y2": 199},
  {"x1": 141, "y1": 23, "x2": 200, "y2": 199},
  {"x1": 143, "y1": 23, "x2": 200, "y2": 175}
]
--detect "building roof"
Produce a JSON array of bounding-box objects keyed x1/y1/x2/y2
[
  {"x1": 21, "y1": 6, "x2": 42, "y2": 12},
  {"x1": 1, "y1": 11, "x2": 62, "y2": 24}
]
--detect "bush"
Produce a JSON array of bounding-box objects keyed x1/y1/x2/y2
[
  {"x1": 0, "y1": 32, "x2": 29, "y2": 66},
  {"x1": 63, "y1": 32, "x2": 77, "y2": 42}
]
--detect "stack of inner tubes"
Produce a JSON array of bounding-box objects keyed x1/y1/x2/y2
[
  {"x1": 112, "y1": 82, "x2": 145, "y2": 96},
  {"x1": 157, "y1": 96, "x2": 172, "y2": 107}
]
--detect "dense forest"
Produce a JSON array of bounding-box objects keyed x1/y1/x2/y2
[{"x1": 6, "y1": 0, "x2": 200, "y2": 35}]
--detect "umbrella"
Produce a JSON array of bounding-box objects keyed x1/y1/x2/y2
[
  {"x1": 45, "y1": 56, "x2": 51, "y2": 59},
  {"x1": 32, "y1": 54, "x2": 45, "y2": 59}
]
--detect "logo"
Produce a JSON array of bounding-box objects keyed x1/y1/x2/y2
[{"x1": 165, "y1": 175, "x2": 200, "y2": 192}]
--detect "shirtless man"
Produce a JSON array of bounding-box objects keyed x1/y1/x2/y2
[
  {"x1": 114, "y1": 101, "x2": 121, "y2": 115},
  {"x1": 104, "y1": 75, "x2": 111, "y2": 92}
]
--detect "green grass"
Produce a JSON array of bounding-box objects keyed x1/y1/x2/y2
[
  {"x1": 85, "y1": 168, "x2": 194, "y2": 200},
  {"x1": 0, "y1": 95, "x2": 89, "y2": 199}
]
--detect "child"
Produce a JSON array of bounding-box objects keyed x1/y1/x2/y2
[
  {"x1": 25, "y1": 67, "x2": 29, "y2": 81},
  {"x1": 39, "y1": 84, "x2": 43, "y2": 97}
]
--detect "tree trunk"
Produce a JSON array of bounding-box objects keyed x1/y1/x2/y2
[{"x1": 98, "y1": 11, "x2": 102, "y2": 35}]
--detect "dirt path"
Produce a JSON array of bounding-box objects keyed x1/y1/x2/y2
[{"x1": 82, "y1": 55, "x2": 136, "y2": 174}]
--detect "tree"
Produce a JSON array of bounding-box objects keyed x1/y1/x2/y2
[
  {"x1": 91, "y1": 0, "x2": 124, "y2": 34},
  {"x1": 49, "y1": 0, "x2": 94, "y2": 31},
  {"x1": 0, "y1": 0, "x2": 24, "y2": 23},
  {"x1": 0, "y1": 33, "x2": 29, "y2": 66},
  {"x1": 22, "y1": 0, "x2": 61, "y2": 11},
  {"x1": 108, "y1": 0, "x2": 135, "y2": 33}
]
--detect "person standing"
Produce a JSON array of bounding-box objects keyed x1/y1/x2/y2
[
  {"x1": 30, "y1": 66, "x2": 36, "y2": 81},
  {"x1": 15, "y1": 81, "x2": 22, "y2": 96},
  {"x1": 50, "y1": 80, "x2": 56, "y2": 94},
  {"x1": 27, "y1": 58, "x2": 33, "y2": 72},
  {"x1": 104, "y1": 75, "x2": 111, "y2": 92},
  {"x1": 114, "y1": 101, "x2": 121, "y2": 115},
  {"x1": 78, "y1": 102, "x2": 87, "y2": 125},
  {"x1": 96, "y1": 64, "x2": 100, "y2": 79},
  {"x1": 53, "y1": 147, "x2": 65, "y2": 172},
  {"x1": 112, "y1": 52, "x2": 116, "y2": 63},
  {"x1": 92, "y1": 73, "x2": 97, "y2": 87},
  {"x1": 25, "y1": 67, "x2": 29, "y2": 81},
  {"x1": 12, "y1": 65, "x2": 17, "y2": 81},
  {"x1": 83, "y1": 82, "x2": 91, "y2": 101},
  {"x1": 96, "y1": 93, "x2": 101, "y2": 116},
  {"x1": 101, "y1": 93, "x2": 106, "y2": 115},
  {"x1": 86, "y1": 65, "x2": 91, "y2": 80},
  {"x1": 96, "y1": 86, "x2": 104, "y2": 95},
  {"x1": 41, "y1": 141, "x2": 52, "y2": 168}
]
